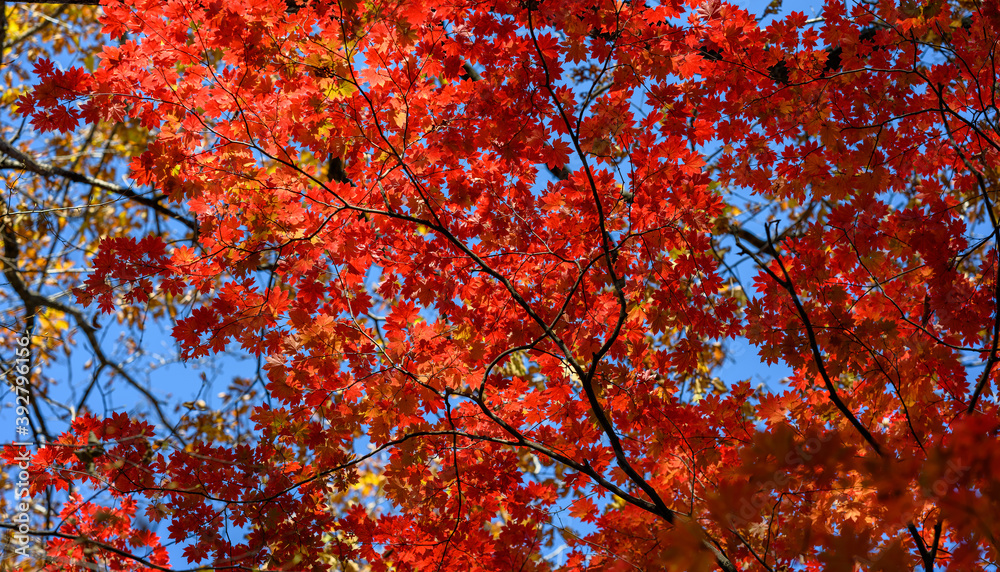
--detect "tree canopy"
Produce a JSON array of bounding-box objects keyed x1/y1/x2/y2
[{"x1": 2, "y1": 0, "x2": 1000, "y2": 569}]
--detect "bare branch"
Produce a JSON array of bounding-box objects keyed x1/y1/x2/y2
[{"x1": 0, "y1": 138, "x2": 199, "y2": 235}]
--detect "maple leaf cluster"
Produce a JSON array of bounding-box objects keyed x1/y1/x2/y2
[{"x1": 7, "y1": 0, "x2": 1000, "y2": 569}]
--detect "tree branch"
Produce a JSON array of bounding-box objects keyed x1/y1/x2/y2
[
  {"x1": 0, "y1": 138, "x2": 198, "y2": 235},
  {"x1": 734, "y1": 225, "x2": 885, "y2": 456},
  {"x1": 1, "y1": 212, "x2": 187, "y2": 446}
]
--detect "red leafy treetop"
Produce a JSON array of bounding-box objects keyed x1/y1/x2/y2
[{"x1": 10, "y1": 0, "x2": 1000, "y2": 569}]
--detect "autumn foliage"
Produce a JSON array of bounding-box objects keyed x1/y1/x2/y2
[{"x1": 3, "y1": 0, "x2": 1000, "y2": 569}]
